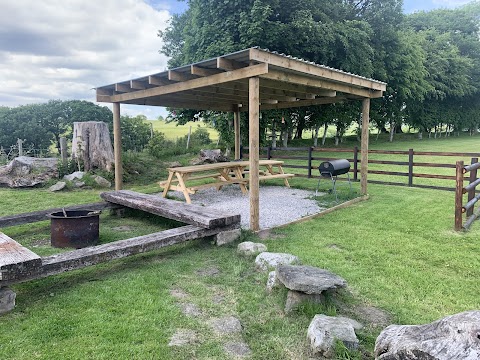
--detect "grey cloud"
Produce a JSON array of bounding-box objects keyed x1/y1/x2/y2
[{"x1": 0, "y1": 28, "x2": 69, "y2": 56}]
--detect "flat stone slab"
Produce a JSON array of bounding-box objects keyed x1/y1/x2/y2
[
  {"x1": 209, "y1": 316, "x2": 243, "y2": 335},
  {"x1": 237, "y1": 241, "x2": 267, "y2": 256},
  {"x1": 224, "y1": 341, "x2": 252, "y2": 357},
  {"x1": 0, "y1": 287, "x2": 16, "y2": 315},
  {"x1": 255, "y1": 252, "x2": 300, "y2": 271},
  {"x1": 307, "y1": 314, "x2": 363, "y2": 357},
  {"x1": 168, "y1": 329, "x2": 198, "y2": 346},
  {"x1": 276, "y1": 265, "x2": 346, "y2": 294}
]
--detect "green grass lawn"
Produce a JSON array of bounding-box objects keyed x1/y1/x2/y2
[
  {"x1": 146, "y1": 120, "x2": 219, "y2": 141},
  {"x1": 1, "y1": 135, "x2": 480, "y2": 359}
]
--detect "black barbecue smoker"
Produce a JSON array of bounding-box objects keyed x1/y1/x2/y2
[{"x1": 315, "y1": 159, "x2": 352, "y2": 201}]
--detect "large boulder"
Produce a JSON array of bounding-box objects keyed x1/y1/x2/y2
[
  {"x1": 191, "y1": 149, "x2": 228, "y2": 165},
  {"x1": 255, "y1": 252, "x2": 301, "y2": 271},
  {"x1": 375, "y1": 310, "x2": 480, "y2": 360},
  {"x1": 276, "y1": 265, "x2": 347, "y2": 294},
  {"x1": 307, "y1": 314, "x2": 363, "y2": 357},
  {"x1": 237, "y1": 241, "x2": 267, "y2": 256},
  {"x1": 0, "y1": 156, "x2": 58, "y2": 188}
]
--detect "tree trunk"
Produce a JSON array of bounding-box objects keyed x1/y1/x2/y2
[
  {"x1": 272, "y1": 127, "x2": 277, "y2": 148},
  {"x1": 418, "y1": 131, "x2": 423, "y2": 140},
  {"x1": 389, "y1": 121, "x2": 395, "y2": 142},
  {"x1": 313, "y1": 125, "x2": 319, "y2": 147},
  {"x1": 282, "y1": 130, "x2": 288, "y2": 147},
  {"x1": 72, "y1": 122, "x2": 114, "y2": 172},
  {"x1": 321, "y1": 123, "x2": 328, "y2": 145}
]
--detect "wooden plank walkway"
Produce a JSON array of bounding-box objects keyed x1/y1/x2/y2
[{"x1": 101, "y1": 190, "x2": 240, "y2": 229}]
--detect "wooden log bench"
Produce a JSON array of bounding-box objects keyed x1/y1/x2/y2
[{"x1": 0, "y1": 191, "x2": 241, "y2": 312}]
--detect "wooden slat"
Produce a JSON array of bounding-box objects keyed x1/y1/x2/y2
[
  {"x1": 166, "y1": 160, "x2": 283, "y2": 174},
  {"x1": 191, "y1": 65, "x2": 223, "y2": 77},
  {"x1": 168, "y1": 70, "x2": 197, "y2": 82},
  {"x1": 258, "y1": 96, "x2": 345, "y2": 111},
  {"x1": 217, "y1": 57, "x2": 245, "y2": 70},
  {"x1": 115, "y1": 83, "x2": 131, "y2": 93},
  {"x1": 130, "y1": 80, "x2": 147, "y2": 90},
  {"x1": 0, "y1": 202, "x2": 119, "y2": 228},
  {"x1": 0, "y1": 232, "x2": 41, "y2": 283},
  {"x1": 0, "y1": 224, "x2": 238, "y2": 286},
  {"x1": 104, "y1": 63, "x2": 269, "y2": 103},
  {"x1": 100, "y1": 190, "x2": 240, "y2": 229},
  {"x1": 148, "y1": 75, "x2": 172, "y2": 86}
]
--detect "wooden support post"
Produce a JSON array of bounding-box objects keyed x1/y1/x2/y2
[
  {"x1": 60, "y1": 137, "x2": 68, "y2": 164},
  {"x1": 249, "y1": 77, "x2": 260, "y2": 231},
  {"x1": 467, "y1": 157, "x2": 478, "y2": 217},
  {"x1": 234, "y1": 106, "x2": 241, "y2": 160},
  {"x1": 113, "y1": 103, "x2": 123, "y2": 190},
  {"x1": 455, "y1": 160, "x2": 464, "y2": 231},
  {"x1": 353, "y1": 146, "x2": 358, "y2": 181},
  {"x1": 308, "y1": 147, "x2": 313, "y2": 178},
  {"x1": 360, "y1": 98, "x2": 370, "y2": 195},
  {"x1": 408, "y1": 148, "x2": 414, "y2": 187}
]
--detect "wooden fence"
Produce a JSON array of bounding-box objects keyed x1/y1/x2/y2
[
  {"x1": 242, "y1": 146, "x2": 480, "y2": 192},
  {"x1": 455, "y1": 158, "x2": 480, "y2": 231}
]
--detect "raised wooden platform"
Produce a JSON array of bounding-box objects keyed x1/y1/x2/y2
[
  {"x1": 100, "y1": 190, "x2": 240, "y2": 229},
  {"x1": 0, "y1": 191, "x2": 241, "y2": 289}
]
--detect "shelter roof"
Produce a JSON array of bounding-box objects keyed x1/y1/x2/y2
[{"x1": 96, "y1": 47, "x2": 386, "y2": 112}]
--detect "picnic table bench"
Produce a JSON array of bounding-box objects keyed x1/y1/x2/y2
[{"x1": 159, "y1": 160, "x2": 295, "y2": 204}]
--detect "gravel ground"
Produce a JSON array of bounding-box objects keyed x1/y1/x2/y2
[{"x1": 168, "y1": 186, "x2": 325, "y2": 230}]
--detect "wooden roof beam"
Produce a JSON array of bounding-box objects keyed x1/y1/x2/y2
[
  {"x1": 191, "y1": 65, "x2": 223, "y2": 77},
  {"x1": 256, "y1": 96, "x2": 347, "y2": 111},
  {"x1": 261, "y1": 70, "x2": 382, "y2": 98},
  {"x1": 148, "y1": 75, "x2": 172, "y2": 86},
  {"x1": 168, "y1": 70, "x2": 197, "y2": 82},
  {"x1": 217, "y1": 57, "x2": 246, "y2": 71},
  {"x1": 130, "y1": 80, "x2": 147, "y2": 90},
  {"x1": 115, "y1": 83, "x2": 131, "y2": 93},
  {"x1": 250, "y1": 48, "x2": 387, "y2": 92},
  {"x1": 104, "y1": 63, "x2": 269, "y2": 103}
]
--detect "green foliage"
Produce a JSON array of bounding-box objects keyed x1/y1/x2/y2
[
  {"x1": 119, "y1": 115, "x2": 151, "y2": 152},
  {"x1": 147, "y1": 127, "x2": 212, "y2": 159}
]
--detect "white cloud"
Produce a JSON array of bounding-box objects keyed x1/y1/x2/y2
[{"x1": 0, "y1": 0, "x2": 172, "y2": 118}]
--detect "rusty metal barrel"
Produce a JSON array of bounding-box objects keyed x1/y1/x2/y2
[{"x1": 47, "y1": 210, "x2": 100, "y2": 249}]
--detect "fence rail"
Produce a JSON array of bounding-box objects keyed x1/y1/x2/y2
[
  {"x1": 242, "y1": 146, "x2": 480, "y2": 192},
  {"x1": 455, "y1": 158, "x2": 480, "y2": 231}
]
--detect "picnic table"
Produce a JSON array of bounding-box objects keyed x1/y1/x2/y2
[{"x1": 159, "y1": 160, "x2": 295, "y2": 204}]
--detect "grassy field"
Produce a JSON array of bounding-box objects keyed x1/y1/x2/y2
[
  {"x1": 146, "y1": 120, "x2": 219, "y2": 141},
  {"x1": 0, "y1": 135, "x2": 479, "y2": 359}
]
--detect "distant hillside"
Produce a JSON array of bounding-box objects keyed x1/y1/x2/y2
[{"x1": 145, "y1": 120, "x2": 219, "y2": 141}]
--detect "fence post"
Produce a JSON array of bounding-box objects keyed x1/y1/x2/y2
[
  {"x1": 308, "y1": 146, "x2": 313, "y2": 178},
  {"x1": 353, "y1": 146, "x2": 358, "y2": 181},
  {"x1": 240, "y1": 145, "x2": 243, "y2": 159},
  {"x1": 267, "y1": 146, "x2": 271, "y2": 160},
  {"x1": 467, "y1": 157, "x2": 478, "y2": 217},
  {"x1": 60, "y1": 137, "x2": 68, "y2": 164},
  {"x1": 455, "y1": 160, "x2": 464, "y2": 231},
  {"x1": 17, "y1": 139, "x2": 23, "y2": 156},
  {"x1": 408, "y1": 148, "x2": 414, "y2": 187}
]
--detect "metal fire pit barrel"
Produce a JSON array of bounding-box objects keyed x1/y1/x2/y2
[
  {"x1": 319, "y1": 159, "x2": 350, "y2": 177},
  {"x1": 48, "y1": 210, "x2": 100, "y2": 249}
]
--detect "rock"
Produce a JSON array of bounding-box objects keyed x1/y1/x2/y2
[
  {"x1": 266, "y1": 271, "x2": 280, "y2": 293},
  {"x1": 255, "y1": 252, "x2": 301, "y2": 271},
  {"x1": 284, "y1": 290, "x2": 325, "y2": 314},
  {"x1": 276, "y1": 265, "x2": 347, "y2": 294},
  {"x1": 180, "y1": 303, "x2": 202, "y2": 317},
  {"x1": 0, "y1": 287, "x2": 16, "y2": 315},
  {"x1": 49, "y1": 181, "x2": 66, "y2": 192},
  {"x1": 168, "y1": 329, "x2": 198, "y2": 346},
  {"x1": 64, "y1": 171, "x2": 85, "y2": 181},
  {"x1": 0, "y1": 156, "x2": 58, "y2": 188},
  {"x1": 224, "y1": 341, "x2": 252, "y2": 357},
  {"x1": 214, "y1": 228, "x2": 241, "y2": 246},
  {"x1": 192, "y1": 149, "x2": 228, "y2": 165},
  {"x1": 73, "y1": 181, "x2": 85, "y2": 188},
  {"x1": 237, "y1": 241, "x2": 267, "y2": 256},
  {"x1": 307, "y1": 314, "x2": 363, "y2": 357},
  {"x1": 374, "y1": 310, "x2": 480, "y2": 360},
  {"x1": 209, "y1": 316, "x2": 243, "y2": 335},
  {"x1": 167, "y1": 161, "x2": 182, "y2": 168},
  {"x1": 92, "y1": 175, "x2": 111, "y2": 188}
]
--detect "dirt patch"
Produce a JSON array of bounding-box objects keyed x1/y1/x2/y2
[
  {"x1": 168, "y1": 329, "x2": 198, "y2": 347},
  {"x1": 31, "y1": 238, "x2": 50, "y2": 247},
  {"x1": 257, "y1": 229, "x2": 286, "y2": 240},
  {"x1": 169, "y1": 288, "x2": 189, "y2": 300},
  {"x1": 326, "y1": 243, "x2": 343, "y2": 251},
  {"x1": 195, "y1": 266, "x2": 220, "y2": 277}
]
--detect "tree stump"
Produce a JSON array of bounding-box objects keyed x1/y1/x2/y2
[{"x1": 72, "y1": 122, "x2": 114, "y2": 171}]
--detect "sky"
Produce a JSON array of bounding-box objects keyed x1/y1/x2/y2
[{"x1": 0, "y1": 0, "x2": 474, "y2": 119}]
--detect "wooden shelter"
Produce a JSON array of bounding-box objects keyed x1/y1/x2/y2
[{"x1": 96, "y1": 47, "x2": 386, "y2": 231}]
